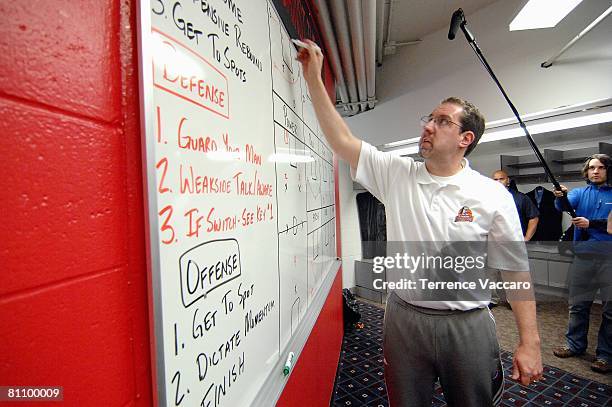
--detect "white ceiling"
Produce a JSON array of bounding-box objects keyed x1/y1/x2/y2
[
  {"x1": 357, "y1": 0, "x2": 612, "y2": 147},
  {"x1": 386, "y1": 0, "x2": 501, "y2": 42}
]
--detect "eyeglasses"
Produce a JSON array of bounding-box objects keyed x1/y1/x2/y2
[{"x1": 420, "y1": 115, "x2": 463, "y2": 131}]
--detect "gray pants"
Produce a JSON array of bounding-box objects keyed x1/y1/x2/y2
[{"x1": 383, "y1": 292, "x2": 504, "y2": 406}]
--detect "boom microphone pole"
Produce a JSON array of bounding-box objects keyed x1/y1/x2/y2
[{"x1": 448, "y1": 9, "x2": 577, "y2": 217}]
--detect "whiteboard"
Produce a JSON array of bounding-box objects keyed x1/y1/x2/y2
[{"x1": 137, "y1": 1, "x2": 338, "y2": 406}]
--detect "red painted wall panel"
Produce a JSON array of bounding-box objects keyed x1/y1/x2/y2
[
  {"x1": 0, "y1": 100, "x2": 128, "y2": 295},
  {"x1": 117, "y1": 1, "x2": 154, "y2": 403},
  {"x1": 0, "y1": 0, "x2": 341, "y2": 406},
  {"x1": 0, "y1": 269, "x2": 135, "y2": 406},
  {"x1": 0, "y1": 0, "x2": 121, "y2": 122},
  {"x1": 277, "y1": 270, "x2": 343, "y2": 407},
  {"x1": 0, "y1": 0, "x2": 152, "y2": 406}
]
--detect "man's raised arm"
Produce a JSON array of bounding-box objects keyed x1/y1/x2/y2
[{"x1": 296, "y1": 40, "x2": 361, "y2": 170}]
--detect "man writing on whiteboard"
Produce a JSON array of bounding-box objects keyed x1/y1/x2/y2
[{"x1": 296, "y1": 40, "x2": 542, "y2": 406}]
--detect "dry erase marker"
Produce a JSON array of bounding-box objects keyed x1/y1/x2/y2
[
  {"x1": 283, "y1": 352, "x2": 295, "y2": 376},
  {"x1": 291, "y1": 39, "x2": 309, "y2": 49}
]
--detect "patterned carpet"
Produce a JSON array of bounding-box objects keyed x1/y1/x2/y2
[{"x1": 331, "y1": 301, "x2": 611, "y2": 407}]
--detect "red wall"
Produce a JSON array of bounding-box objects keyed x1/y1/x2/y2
[{"x1": 0, "y1": 1, "x2": 342, "y2": 406}]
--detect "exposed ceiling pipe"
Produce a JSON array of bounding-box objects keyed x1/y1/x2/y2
[
  {"x1": 347, "y1": 0, "x2": 368, "y2": 112},
  {"x1": 395, "y1": 40, "x2": 422, "y2": 46},
  {"x1": 328, "y1": 0, "x2": 361, "y2": 115},
  {"x1": 362, "y1": 0, "x2": 377, "y2": 109},
  {"x1": 375, "y1": 0, "x2": 386, "y2": 65},
  {"x1": 312, "y1": 0, "x2": 353, "y2": 114},
  {"x1": 336, "y1": 99, "x2": 379, "y2": 108},
  {"x1": 383, "y1": 0, "x2": 395, "y2": 55},
  {"x1": 541, "y1": 4, "x2": 612, "y2": 68},
  {"x1": 381, "y1": 0, "x2": 420, "y2": 56}
]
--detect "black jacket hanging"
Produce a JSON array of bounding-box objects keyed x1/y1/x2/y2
[
  {"x1": 356, "y1": 191, "x2": 386, "y2": 258},
  {"x1": 526, "y1": 186, "x2": 563, "y2": 241}
]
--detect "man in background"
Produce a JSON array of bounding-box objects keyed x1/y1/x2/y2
[
  {"x1": 492, "y1": 170, "x2": 539, "y2": 241},
  {"x1": 489, "y1": 171, "x2": 540, "y2": 308},
  {"x1": 552, "y1": 154, "x2": 611, "y2": 374}
]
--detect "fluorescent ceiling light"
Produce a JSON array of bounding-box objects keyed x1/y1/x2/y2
[
  {"x1": 482, "y1": 111, "x2": 612, "y2": 142},
  {"x1": 388, "y1": 146, "x2": 419, "y2": 156},
  {"x1": 382, "y1": 99, "x2": 611, "y2": 151},
  {"x1": 386, "y1": 110, "x2": 612, "y2": 156},
  {"x1": 509, "y1": 0, "x2": 583, "y2": 31},
  {"x1": 382, "y1": 137, "x2": 420, "y2": 149}
]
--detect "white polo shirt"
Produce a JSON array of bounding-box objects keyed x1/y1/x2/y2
[{"x1": 352, "y1": 141, "x2": 528, "y2": 310}]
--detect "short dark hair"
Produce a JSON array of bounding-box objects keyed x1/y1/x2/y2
[
  {"x1": 441, "y1": 97, "x2": 485, "y2": 156},
  {"x1": 581, "y1": 154, "x2": 611, "y2": 185}
]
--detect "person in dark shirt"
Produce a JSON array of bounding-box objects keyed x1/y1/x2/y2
[
  {"x1": 489, "y1": 171, "x2": 540, "y2": 308},
  {"x1": 492, "y1": 170, "x2": 539, "y2": 241},
  {"x1": 551, "y1": 154, "x2": 611, "y2": 374}
]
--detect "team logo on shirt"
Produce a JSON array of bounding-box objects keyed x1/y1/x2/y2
[{"x1": 454, "y1": 206, "x2": 474, "y2": 222}]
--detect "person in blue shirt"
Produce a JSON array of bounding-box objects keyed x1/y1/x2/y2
[{"x1": 552, "y1": 154, "x2": 611, "y2": 374}]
